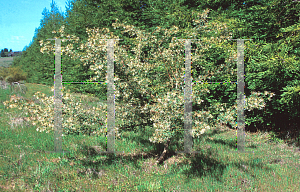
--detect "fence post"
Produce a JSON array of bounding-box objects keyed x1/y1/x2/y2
[
  {"x1": 45, "y1": 38, "x2": 71, "y2": 155},
  {"x1": 90, "y1": 39, "x2": 124, "y2": 154},
  {"x1": 106, "y1": 39, "x2": 117, "y2": 153},
  {"x1": 175, "y1": 39, "x2": 202, "y2": 154},
  {"x1": 229, "y1": 39, "x2": 253, "y2": 154}
]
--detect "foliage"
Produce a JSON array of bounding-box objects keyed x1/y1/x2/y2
[
  {"x1": 0, "y1": 66, "x2": 28, "y2": 84},
  {"x1": 2, "y1": 87, "x2": 109, "y2": 137},
  {"x1": 0, "y1": 49, "x2": 5, "y2": 57},
  {"x1": 0, "y1": 48, "x2": 11, "y2": 57},
  {"x1": 1, "y1": 93, "x2": 300, "y2": 191},
  {"x1": 8, "y1": 0, "x2": 300, "y2": 158},
  {"x1": 34, "y1": 10, "x2": 277, "y2": 164},
  {"x1": 9, "y1": 1, "x2": 65, "y2": 86},
  {"x1": 198, "y1": 0, "x2": 300, "y2": 133}
]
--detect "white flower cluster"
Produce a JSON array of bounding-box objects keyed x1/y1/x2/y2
[{"x1": 33, "y1": 17, "x2": 276, "y2": 144}]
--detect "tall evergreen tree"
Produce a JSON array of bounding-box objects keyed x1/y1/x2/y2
[
  {"x1": 64, "y1": 0, "x2": 77, "y2": 19},
  {"x1": 11, "y1": 0, "x2": 66, "y2": 86}
]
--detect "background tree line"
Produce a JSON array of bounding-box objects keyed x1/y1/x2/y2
[
  {"x1": 8, "y1": 0, "x2": 300, "y2": 142},
  {"x1": 0, "y1": 48, "x2": 13, "y2": 57}
]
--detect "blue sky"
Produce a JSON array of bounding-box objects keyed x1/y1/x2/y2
[
  {"x1": 0, "y1": 0, "x2": 68, "y2": 52},
  {"x1": 0, "y1": 0, "x2": 258, "y2": 52}
]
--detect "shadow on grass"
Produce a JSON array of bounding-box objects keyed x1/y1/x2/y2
[
  {"x1": 180, "y1": 150, "x2": 227, "y2": 182},
  {"x1": 64, "y1": 124, "x2": 263, "y2": 184}
]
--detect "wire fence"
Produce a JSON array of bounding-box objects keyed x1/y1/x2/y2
[
  {"x1": 0, "y1": 80, "x2": 9, "y2": 90},
  {"x1": 0, "y1": 80, "x2": 27, "y2": 96}
]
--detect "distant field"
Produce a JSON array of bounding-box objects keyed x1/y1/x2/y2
[{"x1": 0, "y1": 57, "x2": 14, "y2": 68}]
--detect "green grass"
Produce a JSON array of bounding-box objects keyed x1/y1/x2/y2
[
  {"x1": 0, "y1": 83, "x2": 300, "y2": 191},
  {"x1": 0, "y1": 57, "x2": 14, "y2": 68}
]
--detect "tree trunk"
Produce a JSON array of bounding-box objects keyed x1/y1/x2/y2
[{"x1": 156, "y1": 138, "x2": 171, "y2": 164}]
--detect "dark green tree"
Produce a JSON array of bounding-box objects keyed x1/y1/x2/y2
[
  {"x1": 3, "y1": 48, "x2": 8, "y2": 57},
  {"x1": 64, "y1": 0, "x2": 78, "y2": 19},
  {"x1": 11, "y1": 0, "x2": 66, "y2": 86},
  {"x1": 0, "y1": 49, "x2": 5, "y2": 57},
  {"x1": 203, "y1": 0, "x2": 300, "y2": 137}
]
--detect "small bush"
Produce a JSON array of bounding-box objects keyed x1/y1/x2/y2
[{"x1": 0, "y1": 66, "x2": 28, "y2": 84}]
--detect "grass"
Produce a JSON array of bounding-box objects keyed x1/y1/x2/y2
[
  {"x1": 0, "y1": 82, "x2": 300, "y2": 191},
  {"x1": 0, "y1": 57, "x2": 14, "y2": 68}
]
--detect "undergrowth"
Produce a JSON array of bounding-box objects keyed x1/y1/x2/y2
[{"x1": 0, "y1": 83, "x2": 299, "y2": 191}]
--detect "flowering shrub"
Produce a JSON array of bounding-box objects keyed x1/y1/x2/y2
[
  {"x1": 3, "y1": 87, "x2": 110, "y2": 137},
  {"x1": 38, "y1": 12, "x2": 232, "y2": 143},
  {"x1": 2, "y1": 87, "x2": 275, "y2": 140},
  {"x1": 2, "y1": 9, "x2": 277, "y2": 162}
]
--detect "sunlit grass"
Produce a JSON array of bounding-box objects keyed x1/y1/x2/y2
[{"x1": 0, "y1": 83, "x2": 299, "y2": 191}]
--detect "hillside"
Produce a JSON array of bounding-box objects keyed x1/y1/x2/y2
[{"x1": 0, "y1": 57, "x2": 14, "y2": 68}]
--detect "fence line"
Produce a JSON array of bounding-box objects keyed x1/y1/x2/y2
[{"x1": 46, "y1": 37, "x2": 251, "y2": 155}]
